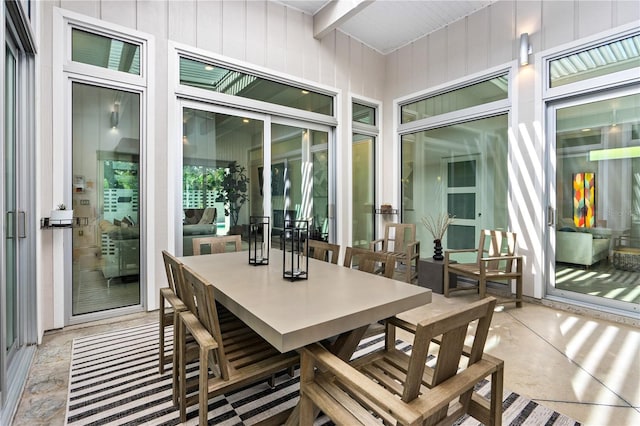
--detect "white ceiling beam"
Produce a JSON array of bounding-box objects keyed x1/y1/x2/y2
[{"x1": 313, "y1": 0, "x2": 373, "y2": 40}]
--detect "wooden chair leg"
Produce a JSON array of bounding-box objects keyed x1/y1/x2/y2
[
  {"x1": 490, "y1": 363, "x2": 504, "y2": 426},
  {"x1": 159, "y1": 296, "x2": 166, "y2": 374},
  {"x1": 444, "y1": 264, "x2": 450, "y2": 297},
  {"x1": 515, "y1": 276, "x2": 523, "y2": 308},
  {"x1": 479, "y1": 278, "x2": 487, "y2": 298},
  {"x1": 199, "y1": 347, "x2": 209, "y2": 426},
  {"x1": 178, "y1": 319, "x2": 188, "y2": 422},
  {"x1": 172, "y1": 311, "x2": 180, "y2": 406}
]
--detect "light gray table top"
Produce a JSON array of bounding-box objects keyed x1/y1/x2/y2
[{"x1": 179, "y1": 250, "x2": 431, "y2": 353}]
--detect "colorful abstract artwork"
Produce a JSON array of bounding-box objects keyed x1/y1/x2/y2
[{"x1": 573, "y1": 172, "x2": 595, "y2": 228}]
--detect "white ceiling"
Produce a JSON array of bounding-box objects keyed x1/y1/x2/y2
[{"x1": 275, "y1": 0, "x2": 496, "y2": 55}]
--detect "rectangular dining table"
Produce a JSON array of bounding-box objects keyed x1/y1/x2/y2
[
  {"x1": 178, "y1": 249, "x2": 431, "y2": 424},
  {"x1": 179, "y1": 249, "x2": 431, "y2": 353}
]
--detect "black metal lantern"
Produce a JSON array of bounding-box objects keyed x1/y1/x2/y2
[
  {"x1": 282, "y1": 219, "x2": 309, "y2": 280},
  {"x1": 249, "y1": 216, "x2": 270, "y2": 265}
]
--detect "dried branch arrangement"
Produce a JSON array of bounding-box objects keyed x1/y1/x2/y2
[{"x1": 421, "y1": 213, "x2": 455, "y2": 240}]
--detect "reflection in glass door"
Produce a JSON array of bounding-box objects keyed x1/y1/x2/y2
[
  {"x1": 550, "y1": 92, "x2": 640, "y2": 313},
  {"x1": 352, "y1": 134, "x2": 375, "y2": 248},
  {"x1": 181, "y1": 107, "x2": 263, "y2": 255},
  {"x1": 271, "y1": 123, "x2": 330, "y2": 243},
  {"x1": 71, "y1": 83, "x2": 141, "y2": 315},
  {"x1": 4, "y1": 42, "x2": 18, "y2": 360}
]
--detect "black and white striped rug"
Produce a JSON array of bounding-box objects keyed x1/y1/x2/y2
[{"x1": 65, "y1": 322, "x2": 580, "y2": 425}]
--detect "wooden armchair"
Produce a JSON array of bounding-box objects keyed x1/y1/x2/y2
[
  {"x1": 177, "y1": 265, "x2": 299, "y2": 425},
  {"x1": 192, "y1": 234, "x2": 242, "y2": 255},
  {"x1": 159, "y1": 251, "x2": 189, "y2": 375},
  {"x1": 444, "y1": 229, "x2": 523, "y2": 307},
  {"x1": 305, "y1": 239, "x2": 341, "y2": 264},
  {"x1": 299, "y1": 297, "x2": 503, "y2": 426},
  {"x1": 370, "y1": 222, "x2": 420, "y2": 283},
  {"x1": 343, "y1": 246, "x2": 395, "y2": 278}
]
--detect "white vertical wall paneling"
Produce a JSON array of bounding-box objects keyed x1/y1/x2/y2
[
  {"x1": 447, "y1": 19, "x2": 467, "y2": 81},
  {"x1": 411, "y1": 36, "x2": 428, "y2": 93},
  {"x1": 197, "y1": 1, "x2": 223, "y2": 55},
  {"x1": 488, "y1": 1, "x2": 513, "y2": 66},
  {"x1": 427, "y1": 31, "x2": 447, "y2": 88},
  {"x1": 467, "y1": 7, "x2": 489, "y2": 75},
  {"x1": 577, "y1": 1, "x2": 613, "y2": 39},
  {"x1": 246, "y1": 1, "x2": 267, "y2": 68},
  {"x1": 60, "y1": 0, "x2": 98, "y2": 19},
  {"x1": 101, "y1": 0, "x2": 136, "y2": 29},
  {"x1": 319, "y1": 31, "x2": 336, "y2": 87},
  {"x1": 541, "y1": 1, "x2": 574, "y2": 50},
  {"x1": 266, "y1": 2, "x2": 286, "y2": 72},
  {"x1": 222, "y1": 0, "x2": 246, "y2": 60},
  {"x1": 336, "y1": 31, "x2": 350, "y2": 90},
  {"x1": 395, "y1": 43, "x2": 413, "y2": 97},
  {"x1": 38, "y1": 1, "x2": 56, "y2": 335},
  {"x1": 301, "y1": 13, "x2": 320, "y2": 83},
  {"x1": 168, "y1": 0, "x2": 196, "y2": 46},
  {"x1": 364, "y1": 46, "x2": 385, "y2": 100},
  {"x1": 615, "y1": 0, "x2": 640, "y2": 26},
  {"x1": 348, "y1": 38, "x2": 362, "y2": 95},
  {"x1": 138, "y1": 1, "x2": 167, "y2": 38},
  {"x1": 285, "y1": 8, "x2": 305, "y2": 77}
]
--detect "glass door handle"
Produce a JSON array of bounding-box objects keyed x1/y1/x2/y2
[
  {"x1": 18, "y1": 211, "x2": 26, "y2": 238},
  {"x1": 547, "y1": 206, "x2": 555, "y2": 226},
  {"x1": 6, "y1": 211, "x2": 15, "y2": 239}
]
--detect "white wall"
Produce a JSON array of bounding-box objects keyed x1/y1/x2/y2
[
  {"x1": 37, "y1": 0, "x2": 639, "y2": 331},
  {"x1": 37, "y1": 0, "x2": 386, "y2": 331},
  {"x1": 382, "y1": 0, "x2": 640, "y2": 298}
]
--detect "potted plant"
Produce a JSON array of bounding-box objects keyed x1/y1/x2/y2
[
  {"x1": 215, "y1": 162, "x2": 249, "y2": 235},
  {"x1": 421, "y1": 213, "x2": 454, "y2": 260},
  {"x1": 50, "y1": 203, "x2": 74, "y2": 226}
]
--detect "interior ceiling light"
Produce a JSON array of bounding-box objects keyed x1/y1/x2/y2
[
  {"x1": 589, "y1": 146, "x2": 640, "y2": 161},
  {"x1": 204, "y1": 65, "x2": 214, "y2": 71}
]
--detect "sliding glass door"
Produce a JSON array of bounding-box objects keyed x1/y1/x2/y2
[
  {"x1": 548, "y1": 90, "x2": 640, "y2": 313},
  {"x1": 179, "y1": 104, "x2": 333, "y2": 254}
]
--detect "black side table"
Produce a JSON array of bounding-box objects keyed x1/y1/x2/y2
[{"x1": 417, "y1": 258, "x2": 457, "y2": 294}]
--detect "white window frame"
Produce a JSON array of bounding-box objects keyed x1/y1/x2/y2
[
  {"x1": 53, "y1": 8, "x2": 155, "y2": 326},
  {"x1": 539, "y1": 22, "x2": 640, "y2": 316}
]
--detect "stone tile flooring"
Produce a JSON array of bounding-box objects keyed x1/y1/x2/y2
[{"x1": 11, "y1": 294, "x2": 640, "y2": 426}]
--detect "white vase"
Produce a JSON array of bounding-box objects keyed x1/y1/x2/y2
[{"x1": 50, "y1": 209, "x2": 74, "y2": 226}]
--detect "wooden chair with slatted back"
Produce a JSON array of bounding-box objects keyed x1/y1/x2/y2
[
  {"x1": 444, "y1": 229, "x2": 523, "y2": 307},
  {"x1": 343, "y1": 246, "x2": 395, "y2": 278},
  {"x1": 177, "y1": 265, "x2": 299, "y2": 425},
  {"x1": 370, "y1": 222, "x2": 420, "y2": 283},
  {"x1": 299, "y1": 296, "x2": 503, "y2": 426},
  {"x1": 159, "y1": 250, "x2": 196, "y2": 403},
  {"x1": 192, "y1": 234, "x2": 242, "y2": 255},
  {"x1": 305, "y1": 239, "x2": 340, "y2": 264}
]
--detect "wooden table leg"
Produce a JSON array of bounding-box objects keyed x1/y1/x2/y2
[{"x1": 284, "y1": 325, "x2": 369, "y2": 426}]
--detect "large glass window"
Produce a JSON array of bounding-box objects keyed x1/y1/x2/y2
[
  {"x1": 181, "y1": 108, "x2": 263, "y2": 255},
  {"x1": 71, "y1": 83, "x2": 141, "y2": 315},
  {"x1": 401, "y1": 74, "x2": 508, "y2": 123},
  {"x1": 552, "y1": 93, "x2": 640, "y2": 307},
  {"x1": 401, "y1": 115, "x2": 508, "y2": 260},
  {"x1": 179, "y1": 57, "x2": 333, "y2": 116}
]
